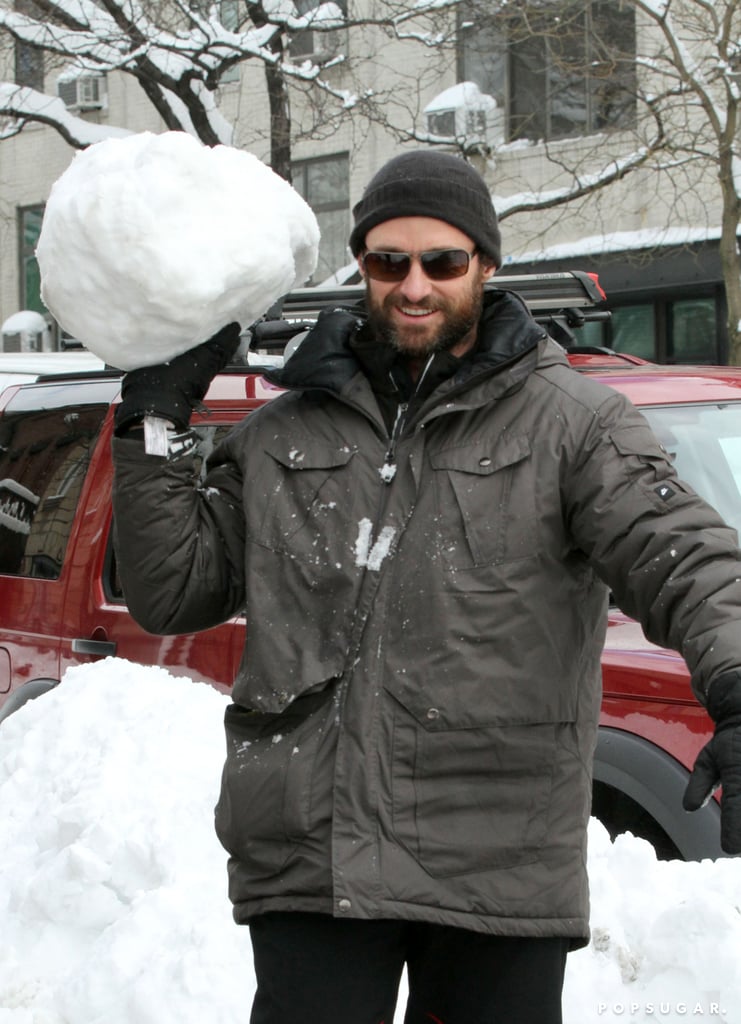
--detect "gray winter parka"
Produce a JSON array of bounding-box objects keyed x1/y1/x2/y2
[{"x1": 112, "y1": 289, "x2": 741, "y2": 948}]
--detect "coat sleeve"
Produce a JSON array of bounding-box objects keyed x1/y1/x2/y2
[
  {"x1": 111, "y1": 430, "x2": 247, "y2": 636},
  {"x1": 562, "y1": 388, "x2": 741, "y2": 703}
]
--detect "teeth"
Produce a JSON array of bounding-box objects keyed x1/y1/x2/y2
[{"x1": 401, "y1": 307, "x2": 432, "y2": 316}]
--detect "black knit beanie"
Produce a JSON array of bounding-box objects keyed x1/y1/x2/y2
[{"x1": 349, "y1": 150, "x2": 501, "y2": 267}]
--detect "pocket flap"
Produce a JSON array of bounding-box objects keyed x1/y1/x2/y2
[
  {"x1": 263, "y1": 437, "x2": 356, "y2": 471},
  {"x1": 384, "y1": 676, "x2": 576, "y2": 730},
  {"x1": 610, "y1": 424, "x2": 668, "y2": 461},
  {"x1": 430, "y1": 436, "x2": 530, "y2": 476}
]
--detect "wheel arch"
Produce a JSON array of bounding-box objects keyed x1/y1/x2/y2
[
  {"x1": 593, "y1": 725, "x2": 724, "y2": 861},
  {"x1": 0, "y1": 678, "x2": 60, "y2": 724}
]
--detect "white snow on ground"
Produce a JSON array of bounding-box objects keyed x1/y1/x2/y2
[
  {"x1": 36, "y1": 132, "x2": 320, "y2": 371},
  {"x1": 0, "y1": 659, "x2": 739, "y2": 1023}
]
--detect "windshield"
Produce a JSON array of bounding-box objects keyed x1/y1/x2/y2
[{"x1": 642, "y1": 403, "x2": 741, "y2": 538}]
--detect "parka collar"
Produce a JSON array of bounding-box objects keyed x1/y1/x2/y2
[{"x1": 266, "y1": 288, "x2": 551, "y2": 399}]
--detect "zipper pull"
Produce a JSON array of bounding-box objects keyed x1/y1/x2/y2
[{"x1": 381, "y1": 401, "x2": 407, "y2": 483}]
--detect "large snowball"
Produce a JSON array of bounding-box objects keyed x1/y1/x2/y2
[{"x1": 36, "y1": 131, "x2": 320, "y2": 370}]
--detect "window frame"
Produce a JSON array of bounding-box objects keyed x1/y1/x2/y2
[
  {"x1": 458, "y1": 0, "x2": 637, "y2": 143},
  {"x1": 288, "y1": 0, "x2": 348, "y2": 61},
  {"x1": 0, "y1": 402, "x2": 109, "y2": 580},
  {"x1": 578, "y1": 291, "x2": 724, "y2": 365},
  {"x1": 291, "y1": 152, "x2": 350, "y2": 283},
  {"x1": 13, "y1": 0, "x2": 44, "y2": 91},
  {"x1": 17, "y1": 204, "x2": 46, "y2": 319}
]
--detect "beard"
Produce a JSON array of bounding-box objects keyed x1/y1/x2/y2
[{"x1": 364, "y1": 277, "x2": 484, "y2": 359}]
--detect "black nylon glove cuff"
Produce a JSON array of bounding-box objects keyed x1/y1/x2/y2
[
  {"x1": 705, "y1": 670, "x2": 741, "y2": 727},
  {"x1": 683, "y1": 668, "x2": 741, "y2": 854},
  {"x1": 114, "y1": 322, "x2": 241, "y2": 436}
]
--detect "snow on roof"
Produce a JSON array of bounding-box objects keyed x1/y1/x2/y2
[{"x1": 504, "y1": 224, "x2": 723, "y2": 265}]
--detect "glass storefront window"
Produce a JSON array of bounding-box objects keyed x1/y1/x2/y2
[
  {"x1": 609, "y1": 305, "x2": 655, "y2": 360},
  {"x1": 669, "y1": 298, "x2": 717, "y2": 364}
]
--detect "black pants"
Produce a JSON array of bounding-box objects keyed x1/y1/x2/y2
[{"x1": 249, "y1": 912, "x2": 568, "y2": 1024}]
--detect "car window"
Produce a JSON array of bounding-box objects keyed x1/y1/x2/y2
[
  {"x1": 642, "y1": 403, "x2": 741, "y2": 536},
  {"x1": 0, "y1": 403, "x2": 108, "y2": 578}
]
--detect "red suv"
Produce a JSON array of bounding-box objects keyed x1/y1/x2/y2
[{"x1": 0, "y1": 276, "x2": 735, "y2": 862}]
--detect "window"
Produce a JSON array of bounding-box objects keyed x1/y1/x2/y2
[
  {"x1": 642, "y1": 403, "x2": 741, "y2": 536},
  {"x1": 573, "y1": 295, "x2": 723, "y2": 365},
  {"x1": 18, "y1": 205, "x2": 46, "y2": 318},
  {"x1": 292, "y1": 153, "x2": 350, "y2": 283},
  {"x1": 219, "y1": 0, "x2": 243, "y2": 29},
  {"x1": 0, "y1": 403, "x2": 108, "y2": 578},
  {"x1": 459, "y1": 0, "x2": 636, "y2": 142},
  {"x1": 14, "y1": 42, "x2": 43, "y2": 91},
  {"x1": 217, "y1": 0, "x2": 244, "y2": 82},
  {"x1": 668, "y1": 298, "x2": 718, "y2": 365},
  {"x1": 289, "y1": 0, "x2": 347, "y2": 61},
  {"x1": 609, "y1": 305, "x2": 655, "y2": 361},
  {"x1": 13, "y1": 0, "x2": 44, "y2": 90}
]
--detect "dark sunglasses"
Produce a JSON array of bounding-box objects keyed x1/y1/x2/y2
[{"x1": 361, "y1": 247, "x2": 477, "y2": 282}]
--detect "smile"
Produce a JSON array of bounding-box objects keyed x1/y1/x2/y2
[{"x1": 399, "y1": 307, "x2": 436, "y2": 318}]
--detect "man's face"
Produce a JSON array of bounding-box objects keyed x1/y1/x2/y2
[{"x1": 360, "y1": 216, "x2": 496, "y2": 363}]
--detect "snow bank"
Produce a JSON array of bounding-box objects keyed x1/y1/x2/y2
[
  {"x1": 0, "y1": 660, "x2": 738, "y2": 1023},
  {"x1": 36, "y1": 132, "x2": 320, "y2": 370}
]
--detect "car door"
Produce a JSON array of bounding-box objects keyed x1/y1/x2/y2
[
  {"x1": 0, "y1": 378, "x2": 117, "y2": 709},
  {"x1": 58, "y1": 411, "x2": 246, "y2": 694}
]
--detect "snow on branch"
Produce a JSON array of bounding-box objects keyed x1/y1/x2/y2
[
  {"x1": 632, "y1": 0, "x2": 735, "y2": 138},
  {"x1": 494, "y1": 143, "x2": 665, "y2": 220},
  {"x1": 0, "y1": 9, "x2": 126, "y2": 65},
  {"x1": 0, "y1": 3, "x2": 283, "y2": 79},
  {"x1": 0, "y1": 84, "x2": 131, "y2": 148}
]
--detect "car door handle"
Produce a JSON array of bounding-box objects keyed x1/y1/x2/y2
[{"x1": 71, "y1": 638, "x2": 118, "y2": 657}]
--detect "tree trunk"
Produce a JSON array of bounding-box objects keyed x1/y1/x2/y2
[
  {"x1": 718, "y1": 149, "x2": 741, "y2": 365},
  {"x1": 247, "y1": 1, "x2": 292, "y2": 181},
  {"x1": 265, "y1": 61, "x2": 292, "y2": 182}
]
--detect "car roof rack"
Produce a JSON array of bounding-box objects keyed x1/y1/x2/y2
[
  {"x1": 29, "y1": 271, "x2": 613, "y2": 384},
  {"x1": 249, "y1": 270, "x2": 611, "y2": 354},
  {"x1": 277, "y1": 270, "x2": 605, "y2": 316}
]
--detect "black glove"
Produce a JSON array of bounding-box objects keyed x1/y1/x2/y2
[
  {"x1": 114, "y1": 322, "x2": 241, "y2": 436},
  {"x1": 683, "y1": 669, "x2": 741, "y2": 854}
]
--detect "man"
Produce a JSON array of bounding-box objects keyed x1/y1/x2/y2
[{"x1": 112, "y1": 151, "x2": 741, "y2": 1024}]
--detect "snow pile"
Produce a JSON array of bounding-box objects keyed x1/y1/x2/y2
[
  {"x1": 563, "y1": 826, "x2": 741, "y2": 1021},
  {"x1": 36, "y1": 132, "x2": 320, "y2": 370},
  {"x1": 0, "y1": 659, "x2": 739, "y2": 1023},
  {"x1": 0, "y1": 661, "x2": 250, "y2": 1024}
]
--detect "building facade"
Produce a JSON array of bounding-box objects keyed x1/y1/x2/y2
[{"x1": 0, "y1": 0, "x2": 733, "y2": 363}]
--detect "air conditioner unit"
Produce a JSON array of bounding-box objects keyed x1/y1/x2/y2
[
  {"x1": 426, "y1": 108, "x2": 475, "y2": 139},
  {"x1": 57, "y1": 75, "x2": 106, "y2": 111},
  {"x1": 426, "y1": 105, "x2": 504, "y2": 146},
  {"x1": 424, "y1": 83, "x2": 505, "y2": 150}
]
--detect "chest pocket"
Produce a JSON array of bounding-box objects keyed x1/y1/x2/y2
[
  {"x1": 429, "y1": 435, "x2": 536, "y2": 569},
  {"x1": 252, "y1": 437, "x2": 356, "y2": 559}
]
